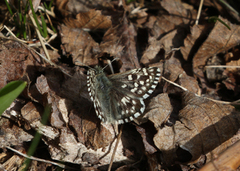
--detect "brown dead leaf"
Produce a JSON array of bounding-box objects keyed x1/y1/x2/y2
[
  {"x1": 0, "y1": 117, "x2": 33, "y2": 148},
  {"x1": 181, "y1": 25, "x2": 206, "y2": 61},
  {"x1": 143, "y1": 93, "x2": 172, "y2": 128},
  {"x1": 219, "y1": 49, "x2": 240, "y2": 93},
  {"x1": 36, "y1": 75, "x2": 66, "y2": 128},
  {"x1": 141, "y1": 27, "x2": 187, "y2": 65},
  {"x1": 199, "y1": 138, "x2": 240, "y2": 171},
  {"x1": 193, "y1": 16, "x2": 240, "y2": 84},
  {"x1": 21, "y1": 102, "x2": 60, "y2": 140},
  {"x1": 135, "y1": 124, "x2": 158, "y2": 154},
  {"x1": 154, "y1": 92, "x2": 240, "y2": 165},
  {"x1": 100, "y1": 16, "x2": 140, "y2": 71},
  {"x1": 145, "y1": 0, "x2": 196, "y2": 39},
  {"x1": 163, "y1": 55, "x2": 200, "y2": 94},
  {"x1": 64, "y1": 9, "x2": 112, "y2": 30},
  {"x1": 160, "y1": 0, "x2": 197, "y2": 25},
  {"x1": 0, "y1": 39, "x2": 42, "y2": 88},
  {"x1": 69, "y1": 111, "x2": 113, "y2": 150},
  {"x1": 55, "y1": 0, "x2": 111, "y2": 16},
  {"x1": 59, "y1": 25, "x2": 100, "y2": 66}
]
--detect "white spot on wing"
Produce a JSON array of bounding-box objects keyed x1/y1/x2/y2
[
  {"x1": 121, "y1": 84, "x2": 127, "y2": 88},
  {"x1": 143, "y1": 94, "x2": 149, "y2": 99},
  {"x1": 151, "y1": 85, "x2": 156, "y2": 89},
  {"x1": 131, "y1": 87, "x2": 138, "y2": 93},
  {"x1": 118, "y1": 119, "x2": 124, "y2": 124},
  {"x1": 140, "y1": 99, "x2": 145, "y2": 113},
  {"x1": 143, "y1": 68, "x2": 148, "y2": 75},
  {"x1": 121, "y1": 97, "x2": 130, "y2": 105},
  {"x1": 134, "y1": 112, "x2": 141, "y2": 118},
  {"x1": 128, "y1": 74, "x2": 133, "y2": 80},
  {"x1": 148, "y1": 90, "x2": 153, "y2": 94},
  {"x1": 132, "y1": 100, "x2": 136, "y2": 105}
]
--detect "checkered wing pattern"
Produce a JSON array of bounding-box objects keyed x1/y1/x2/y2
[{"x1": 87, "y1": 66, "x2": 161, "y2": 124}]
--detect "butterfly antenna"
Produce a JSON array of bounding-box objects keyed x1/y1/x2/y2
[
  {"x1": 75, "y1": 61, "x2": 95, "y2": 70},
  {"x1": 102, "y1": 57, "x2": 119, "y2": 74}
]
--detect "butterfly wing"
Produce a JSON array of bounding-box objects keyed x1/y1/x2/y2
[{"x1": 107, "y1": 67, "x2": 161, "y2": 124}]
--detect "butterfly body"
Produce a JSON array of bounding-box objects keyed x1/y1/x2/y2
[{"x1": 87, "y1": 66, "x2": 161, "y2": 124}]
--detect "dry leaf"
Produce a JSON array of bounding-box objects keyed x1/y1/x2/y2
[
  {"x1": 193, "y1": 16, "x2": 240, "y2": 84},
  {"x1": 59, "y1": 25, "x2": 100, "y2": 66},
  {"x1": 199, "y1": 138, "x2": 240, "y2": 171},
  {"x1": 143, "y1": 93, "x2": 172, "y2": 128},
  {"x1": 154, "y1": 92, "x2": 240, "y2": 165},
  {"x1": 0, "y1": 118, "x2": 33, "y2": 148},
  {"x1": 100, "y1": 16, "x2": 140, "y2": 71},
  {"x1": 0, "y1": 39, "x2": 42, "y2": 88},
  {"x1": 64, "y1": 9, "x2": 112, "y2": 30}
]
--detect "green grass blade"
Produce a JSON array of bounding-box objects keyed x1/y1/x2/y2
[
  {"x1": 0, "y1": 81, "x2": 27, "y2": 115},
  {"x1": 29, "y1": 0, "x2": 44, "y2": 36},
  {"x1": 4, "y1": 0, "x2": 13, "y2": 16},
  {"x1": 40, "y1": 13, "x2": 48, "y2": 38},
  {"x1": 21, "y1": 104, "x2": 52, "y2": 170}
]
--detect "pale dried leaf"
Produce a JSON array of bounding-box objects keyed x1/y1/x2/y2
[{"x1": 154, "y1": 92, "x2": 240, "y2": 165}]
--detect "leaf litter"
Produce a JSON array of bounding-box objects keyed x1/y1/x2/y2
[{"x1": 1, "y1": 0, "x2": 240, "y2": 170}]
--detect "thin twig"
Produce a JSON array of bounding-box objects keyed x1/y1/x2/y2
[
  {"x1": 205, "y1": 65, "x2": 240, "y2": 68},
  {"x1": 29, "y1": 13, "x2": 51, "y2": 60},
  {"x1": 162, "y1": 76, "x2": 240, "y2": 106},
  {"x1": 196, "y1": 0, "x2": 204, "y2": 25},
  {"x1": 5, "y1": 146, "x2": 78, "y2": 170},
  {"x1": 161, "y1": 76, "x2": 188, "y2": 92},
  {"x1": 108, "y1": 125, "x2": 123, "y2": 171}
]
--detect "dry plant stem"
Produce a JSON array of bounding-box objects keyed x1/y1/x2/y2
[
  {"x1": 38, "y1": 6, "x2": 56, "y2": 18},
  {"x1": 205, "y1": 65, "x2": 240, "y2": 68},
  {"x1": 29, "y1": 14, "x2": 51, "y2": 60},
  {"x1": 2, "y1": 25, "x2": 71, "y2": 77},
  {"x1": 161, "y1": 76, "x2": 188, "y2": 91},
  {"x1": 3, "y1": 25, "x2": 28, "y2": 43},
  {"x1": 5, "y1": 146, "x2": 78, "y2": 170},
  {"x1": 162, "y1": 76, "x2": 240, "y2": 105},
  {"x1": 108, "y1": 125, "x2": 123, "y2": 171},
  {"x1": 199, "y1": 140, "x2": 240, "y2": 171},
  {"x1": 196, "y1": 0, "x2": 204, "y2": 25}
]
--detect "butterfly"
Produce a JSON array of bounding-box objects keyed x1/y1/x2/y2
[{"x1": 87, "y1": 66, "x2": 161, "y2": 124}]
